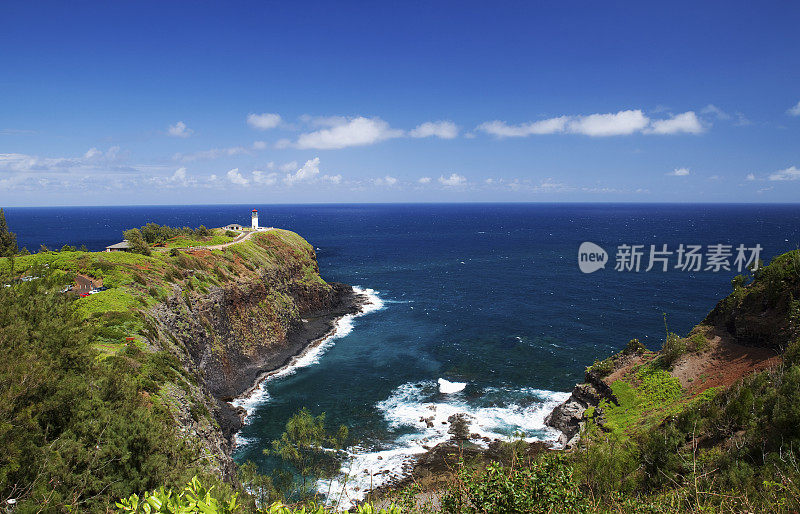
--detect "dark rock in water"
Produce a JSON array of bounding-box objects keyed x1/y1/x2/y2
[
  {"x1": 545, "y1": 382, "x2": 604, "y2": 449},
  {"x1": 545, "y1": 369, "x2": 618, "y2": 449}
]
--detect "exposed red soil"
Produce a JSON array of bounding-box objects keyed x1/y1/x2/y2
[
  {"x1": 604, "y1": 352, "x2": 652, "y2": 385},
  {"x1": 671, "y1": 329, "x2": 781, "y2": 395}
]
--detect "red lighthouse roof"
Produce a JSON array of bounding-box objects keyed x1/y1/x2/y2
[{"x1": 252, "y1": 209, "x2": 258, "y2": 212}]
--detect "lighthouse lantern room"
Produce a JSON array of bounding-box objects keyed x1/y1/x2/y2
[{"x1": 251, "y1": 209, "x2": 259, "y2": 230}]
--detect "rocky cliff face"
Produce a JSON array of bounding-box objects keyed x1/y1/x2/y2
[
  {"x1": 141, "y1": 231, "x2": 365, "y2": 480},
  {"x1": 544, "y1": 370, "x2": 616, "y2": 448}
]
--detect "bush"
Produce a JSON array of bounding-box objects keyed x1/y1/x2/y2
[
  {"x1": 116, "y1": 476, "x2": 239, "y2": 513},
  {"x1": 660, "y1": 332, "x2": 687, "y2": 367},
  {"x1": 587, "y1": 357, "x2": 615, "y2": 377},
  {"x1": 623, "y1": 338, "x2": 646, "y2": 355},
  {"x1": 442, "y1": 453, "x2": 589, "y2": 513}
]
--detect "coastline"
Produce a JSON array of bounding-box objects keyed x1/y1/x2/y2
[{"x1": 227, "y1": 285, "x2": 382, "y2": 438}]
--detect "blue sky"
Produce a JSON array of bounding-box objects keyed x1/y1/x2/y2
[{"x1": 1, "y1": 1, "x2": 799, "y2": 205}]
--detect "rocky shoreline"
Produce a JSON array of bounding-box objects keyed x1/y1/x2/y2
[{"x1": 224, "y1": 284, "x2": 369, "y2": 433}]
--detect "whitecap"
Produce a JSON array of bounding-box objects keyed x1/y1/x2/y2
[
  {"x1": 321, "y1": 381, "x2": 570, "y2": 509},
  {"x1": 231, "y1": 286, "x2": 384, "y2": 427},
  {"x1": 438, "y1": 378, "x2": 467, "y2": 394}
]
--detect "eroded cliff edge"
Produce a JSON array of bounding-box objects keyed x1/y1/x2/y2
[
  {"x1": 140, "y1": 230, "x2": 365, "y2": 479},
  {"x1": 545, "y1": 250, "x2": 798, "y2": 450}
]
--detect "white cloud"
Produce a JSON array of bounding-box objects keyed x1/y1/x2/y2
[
  {"x1": 768, "y1": 166, "x2": 800, "y2": 181},
  {"x1": 533, "y1": 178, "x2": 570, "y2": 192},
  {"x1": 0, "y1": 147, "x2": 124, "y2": 173},
  {"x1": 409, "y1": 121, "x2": 459, "y2": 139},
  {"x1": 322, "y1": 174, "x2": 342, "y2": 184},
  {"x1": 252, "y1": 170, "x2": 278, "y2": 186},
  {"x1": 173, "y1": 146, "x2": 249, "y2": 162},
  {"x1": 284, "y1": 157, "x2": 321, "y2": 185},
  {"x1": 667, "y1": 167, "x2": 691, "y2": 176},
  {"x1": 252, "y1": 141, "x2": 267, "y2": 150},
  {"x1": 171, "y1": 167, "x2": 190, "y2": 185},
  {"x1": 247, "y1": 113, "x2": 282, "y2": 130},
  {"x1": 226, "y1": 168, "x2": 249, "y2": 186},
  {"x1": 570, "y1": 110, "x2": 650, "y2": 136},
  {"x1": 84, "y1": 147, "x2": 102, "y2": 159},
  {"x1": 477, "y1": 117, "x2": 568, "y2": 137},
  {"x1": 701, "y1": 104, "x2": 731, "y2": 120},
  {"x1": 150, "y1": 167, "x2": 194, "y2": 187},
  {"x1": 300, "y1": 115, "x2": 349, "y2": 128},
  {"x1": 373, "y1": 175, "x2": 398, "y2": 186},
  {"x1": 280, "y1": 161, "x2": 299, "y2": 172},
  {"x1": 439, "y1": 173, "x2": 467, "y2": 186},
  {"x1": 168, "y1": 121, "x2": 193, "y2": 138},
  {"x1": 746, "y1": 173, "x2": 756, "y2": 181},
  {"x1": 788, "y1": 101, "x2": 800, "y2": 116},
  {"x1": 295, "y1": 117, "x2": 403, "y2": 149},
  {"x1": 646, "y1": 111, "x2": 704, "y2": 135},
  {"x1": 274, "y1": 138, "x2": 292, "y2": 149},
  {"x1": 418, "y1": 177, "x2": 432, "y2": 184},
  {"x1": 478, "y1": 109, "x2": 705, "y2": 138}
]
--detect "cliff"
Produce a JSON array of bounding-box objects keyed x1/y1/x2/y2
[
  {"x1": 546, "y1": 250, "x2": 799, "y2": 449},
  {"x1": 2, "y1": 228, "x2": 364, "y2": 482}
]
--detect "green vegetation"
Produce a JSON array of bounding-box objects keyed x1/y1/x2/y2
[
  {"x1": 265, "y1": 408, "x2": 349, "y2": 501},
  {"x1": 118, "y1": 476, "x2": 402, "y2": 513},
  {"x1": 0, "y1": 275, "x2": 207, "y2": 511},
  {"x1": 122, "y1": 223, "x2": 239, "y2": 255},
  {"x1": 0, "y1": 208, "x2": 19, "y2": 257},
  {"x1": 441, "y1": 453, "x2": 588, "y2": 513},
  {"x1": 0, "y1": 221, "x2": 334, "y2": 512}
]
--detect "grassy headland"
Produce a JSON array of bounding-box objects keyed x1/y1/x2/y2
[{"x1": 0, "y1": 227, "x2": 342, "y2": 511}]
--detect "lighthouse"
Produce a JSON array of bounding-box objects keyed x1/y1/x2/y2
[{"x1": 251, "y1": 209, "x2": 259, "y2": 230}]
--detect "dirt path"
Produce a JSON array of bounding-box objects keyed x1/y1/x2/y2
[{"x1": 161, "y1": 228, "x2": 274, "y2": 252}]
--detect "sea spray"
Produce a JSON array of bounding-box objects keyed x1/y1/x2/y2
[
  {"x1": 321, "y1": 381, "x2": 570, "y2": 509},
  {"x1": 438, "y1": 378, "x2": 467, "y2": 393},
  {"x1": 231, "y1": 287, "x2": 384, "y2": 439}
]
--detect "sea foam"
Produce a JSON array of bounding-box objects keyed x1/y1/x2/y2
[
  {"x1": 321, "y1": 380, "x2": 570, "y2": 509},
  {"x1": 437, "y1": 378, "x2": 467, "y2": 393},
  {"x1": 231, "y1": 286, "x2": 384, "y2": 442}
]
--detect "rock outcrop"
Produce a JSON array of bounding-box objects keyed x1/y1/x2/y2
[
  {"x1": 544, "y1": 369, "x2": 618, "y2": 449},
  {"x1": 141, "y1": 231, "x2": 365, "y2": 480}
]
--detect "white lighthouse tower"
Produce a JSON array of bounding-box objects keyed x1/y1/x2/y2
[{"x1": 251, "y1": 209, "x2": 259, "y2": 230}]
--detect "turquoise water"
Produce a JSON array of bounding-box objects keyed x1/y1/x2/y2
[{"x1": 8, "y1": 203, "x2": 800, "y2": 504}]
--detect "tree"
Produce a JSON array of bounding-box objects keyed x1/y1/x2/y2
[
  {"x1": 0, "y1": 272, "x2": 202, "y2": 510},
  {"x1": 123, "y1": 228, "x2": 152, "y2": 256},
  {"x1": 266, "y1": 408, "x2": 348, "y2": 499},
  {"x1": 0, "y1": 208, "x2": 18, "y2": 257}
]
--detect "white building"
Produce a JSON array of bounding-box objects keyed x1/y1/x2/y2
[{"x1": 251, "y1": 209, "x2": 258, "y2": 230}]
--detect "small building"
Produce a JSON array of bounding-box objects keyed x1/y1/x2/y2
[
  {"x1": 251, "y1": 209, "x2": 259, "y2": 230},
  {"x1": 223, "y1": 223, "x2": 243, "y2": 231},
  {"x1": 105, "y1": 240, "x2": 132, "y2": 252}
]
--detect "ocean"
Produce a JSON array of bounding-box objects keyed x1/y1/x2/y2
[{"x1": 6, "y1": 203, "x2": 800, "y2": 506}]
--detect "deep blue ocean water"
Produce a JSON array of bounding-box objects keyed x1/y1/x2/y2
[{"x1": 6, "y1": 203, "x2": 800, "y2": 504}]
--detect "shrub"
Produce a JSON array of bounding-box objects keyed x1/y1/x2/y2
[
  {"x1": 687, "y1": 332, "x2": 709, "y2": 353},
  {"x1": 133, "y1": 272, "x2": 147, "y2": 286},
  {"x1": 660, "y1": 332, "x2": 687, "y2": 367},
  {"x1": 441, "y1": 453, "x2": 589, "y2": 513},
  {"x1": 116, "y1": 476, "x2": 239, "y2": 513},
  {"x1": 623, "y1": 338, "x2": 646, "y2": 355},
  {"x1": 587, "y1": 357, "x2": 615, "y2": 377}
]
